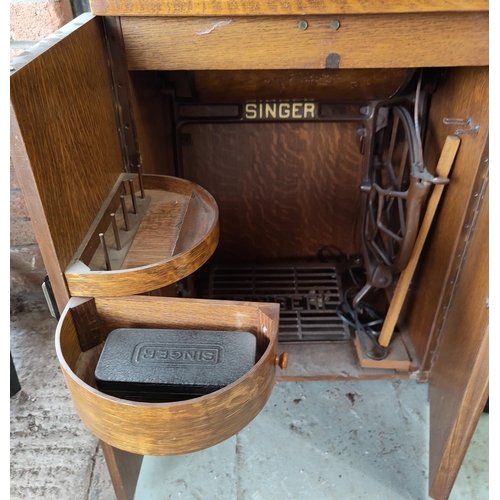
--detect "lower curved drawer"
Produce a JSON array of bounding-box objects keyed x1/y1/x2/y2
[{"x1": 55, "y1": 295, "x2": 284, "y2": 456}]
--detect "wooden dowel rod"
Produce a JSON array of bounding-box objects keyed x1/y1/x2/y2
[{"x1": 378, "y1": 135, "x2": 461, "y2": 347}]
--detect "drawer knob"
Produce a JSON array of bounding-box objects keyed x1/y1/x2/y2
[{"x1": 274, "y1": 352, "x2": 289, "y2": 370}]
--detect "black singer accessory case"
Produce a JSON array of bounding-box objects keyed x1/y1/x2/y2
[{"x1": 94, "y1": 328, "x2": 257, "y2": 402}]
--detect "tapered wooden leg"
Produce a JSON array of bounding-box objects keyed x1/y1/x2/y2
[{"x1": 100, "y1": 441, "x2": 144, "y2": 500}]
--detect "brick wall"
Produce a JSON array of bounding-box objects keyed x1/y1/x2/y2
[{"x1": 10, "y1": 0, "x2": 88, "y2": 311}]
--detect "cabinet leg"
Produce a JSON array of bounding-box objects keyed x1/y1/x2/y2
[{"x1": 100, "y1": 440, "x2": 144, "y2": 500}]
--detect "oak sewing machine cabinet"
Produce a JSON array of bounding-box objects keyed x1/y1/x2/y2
[{"x1": 10, "y1": 1, "x2": 488, "y2": 499}]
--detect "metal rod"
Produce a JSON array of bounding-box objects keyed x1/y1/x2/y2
[
  {"x1": 99, "y1": 233, "x2": 112, "y2": 271},
  {"x1": 120, "y1": 195, "x2": 130, "y2": 231},
  {"x1": 121, "y1": 180, "x2": 128, "y2": 196},
  {"x1": 110, "y1": 213, "x2": 121, "y2": 250},
  {"x1": 129, "y1": 179, "x2": 138, "y2": 214},
  {"x1": 137, "y1": 165, "x2": 145, "y2": 199}
]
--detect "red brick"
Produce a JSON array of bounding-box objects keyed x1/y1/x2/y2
[
  {"x1": 10, "y1": 246, "x2": 46, "y2": 272},
  {"x1": 10, "y1": 1, "x2": 74, "y2": 42},
  {"x1": 10, "y1": 270, "x2": 48, "y2": 294},
  {"x1": 10, "y1": 190, "x2": 30, "y2": 219},
  {"x1": 10, "y1": 218, "x2": 37, "y2": 246},
  {"x1": 10, "y1": 48, "x2": 26, "y2": 60}
]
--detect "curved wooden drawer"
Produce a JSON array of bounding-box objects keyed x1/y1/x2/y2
[
  {"x1": 64, "y1": 174, "x2": 219, "y2": 297},
  {"x1": 55, "y1": 295, "x2": 284, "y2": 456}
]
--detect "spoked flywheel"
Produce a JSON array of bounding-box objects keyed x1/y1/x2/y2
[{"x1": 338, "y1": 103, "x2": 448, "y2": 360}]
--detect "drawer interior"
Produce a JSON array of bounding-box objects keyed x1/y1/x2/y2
[{"x1": 56, "y1": 295, "x2": 281, "y2": 455}]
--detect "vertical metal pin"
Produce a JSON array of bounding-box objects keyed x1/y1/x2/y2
[
  {"x1": 110, "y1": 213, "x2": 121, "y2": 250},
  {"x1": 137, "y1": 165, "x2": 145, "y2": 199},
  {"x1": 99, "y1": 233, "x2": 112, "y2": 270},
  {"x1": 128, "y1": 179, "x2": 138, "y2": 214},
  {"x1": 120, "y1": 195, "x2": 130, "y2": 231},
  {"x1": 121, "y1": 180, "x2": 128, "y2": 196}
]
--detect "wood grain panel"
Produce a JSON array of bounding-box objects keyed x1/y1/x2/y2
[
  {"x1": 402, "y1": 67, "x2": 489, "y2": 370},
  {"x1": 428, "y1": 184, "x2": 488, "y2": 500},
  {"x1": 129, "y1": 71, "x2": 175, "y2": 175},
  {"x1": 122, "y1": 191, "x2": 190, "y2": 267},
  {"x1": 10, "y1": 14, "x2": 124, "y2": 312},
  {"x1": 69, "y1": 298, "x2": 103, "y2": 352},
  {"x1": 121, "y1": 13, "x2": 488, "y2": 71},
  {"x1": 192, "y1": 69, "x2": 413, "y2": 102},
  {"x1": 90, "y1": 0, "x2": 488, "y2": 17},
  {"x1": 56, "y1": 296, "x2": 280, "y2": 456},
  {"x1": 100, "y1": 442, "x2": 143, "y2": 500},
  {"x1": 182, "y1": 122, "x2": 363, "y2": 262}
]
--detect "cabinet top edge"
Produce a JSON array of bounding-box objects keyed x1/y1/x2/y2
[{"x1": 89, "y1": 0, "x2": 488, "y2": 18}]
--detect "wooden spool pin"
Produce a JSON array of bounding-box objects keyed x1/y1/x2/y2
[{"x1": 378, "y1": 135, "x2": 461, "y2": 348}]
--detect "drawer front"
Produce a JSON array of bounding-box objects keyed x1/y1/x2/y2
[{"x1": 121, "y1": 12, "x2": 488, "y2": 71}]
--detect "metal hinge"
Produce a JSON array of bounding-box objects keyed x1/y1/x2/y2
[
  {"x1": 442, "y1": 117, "x2": 480, "y2": 136},
  {"x1": 102, "y1": 17, "x2": 141, "y2": 173},
  {"x1": 41, "y1": 276, "x2": 60, "y2": 320}
]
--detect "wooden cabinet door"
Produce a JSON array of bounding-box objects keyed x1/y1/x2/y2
[
  {"x1": 10, "y1": 13, "x2": 124, "y2": 313},
  {"x1": 428, "y1": 177, "x2": 489, "y2": 499}
]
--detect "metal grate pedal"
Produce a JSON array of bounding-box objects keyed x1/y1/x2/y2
[{"x1": 207, "y1": 262, "x2": 351, "y2": 342}]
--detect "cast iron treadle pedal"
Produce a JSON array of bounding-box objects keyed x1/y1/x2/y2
[{"x1": 207, "y1": 262, "x2": 351, "y2": 342}]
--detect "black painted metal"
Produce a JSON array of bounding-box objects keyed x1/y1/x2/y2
[{"x1": 207, "y1": 262, "x2": 351, "y2": 342}]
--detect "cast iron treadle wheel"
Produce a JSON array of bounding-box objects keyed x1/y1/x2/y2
[
  {"x1": 339, "y1": 102, "x2": 443, "y2": 360},
  {"x1": 356, "y1": 104, "x2": 434, "y2": 305}
]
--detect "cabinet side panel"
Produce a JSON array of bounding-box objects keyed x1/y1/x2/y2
[
  {"x1": 428, "y1": 184, "x2": 489, "y2": 499},
  {"x1": 128, "y1": 71, "x2": 175, "y2": 176},
  {"x1": 10, "y1": 15, "x2": 124, "y2": 285},
  {"x1": 402, "y1": 67, "x2": 489, "y2": 369}
]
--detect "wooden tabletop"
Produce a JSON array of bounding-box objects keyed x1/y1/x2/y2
[{"x1": 89, "y1": 0, "x2": 488, "y2": 17}]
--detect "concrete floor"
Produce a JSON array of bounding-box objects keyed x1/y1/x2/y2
[{"x1": 10, "y1": 301, "x2": 488, "y2": 500}]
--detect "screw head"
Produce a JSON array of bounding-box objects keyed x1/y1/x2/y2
[
  {"x1": 298, "y1": 20, "x2": 308, "y2": 31},
  {"x1": 330, "y1": 19, "x2": 341, "y2": 30}
]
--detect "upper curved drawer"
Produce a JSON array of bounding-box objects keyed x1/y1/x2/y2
[{"x1": 64, "y1": 173, "x2": 219, "y2": 297}]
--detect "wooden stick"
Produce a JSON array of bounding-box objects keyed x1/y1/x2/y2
[{"x1": 378, "y1": 135, "x2": 461, "y2": 347}]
